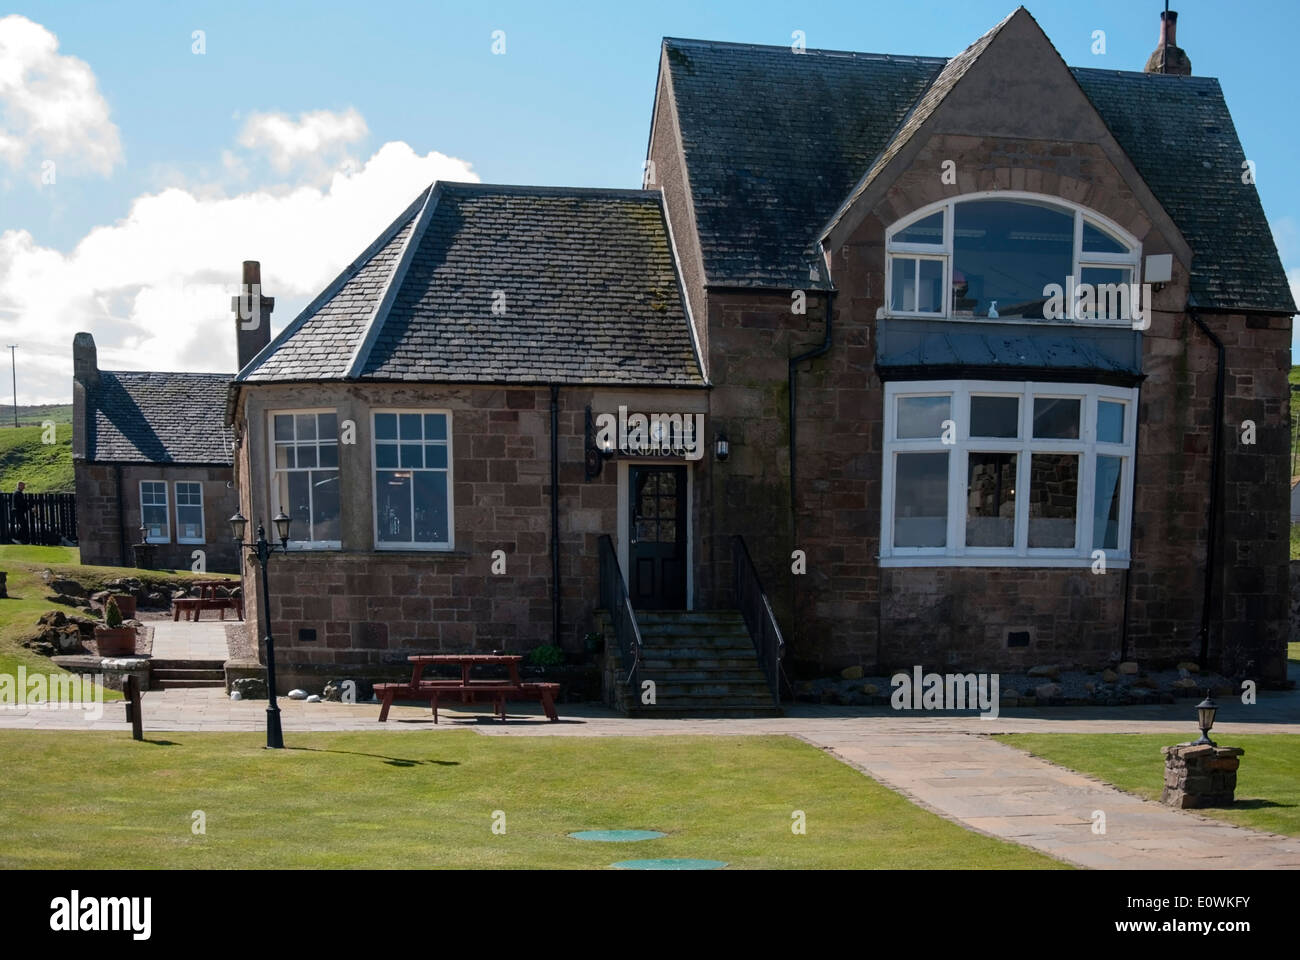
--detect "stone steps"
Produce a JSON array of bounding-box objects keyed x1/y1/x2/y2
[{"x1": 151, "y1": 659, "x2": 226, "y2": 690}]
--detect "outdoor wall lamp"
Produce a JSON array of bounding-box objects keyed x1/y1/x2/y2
[
  {"x1": 229, "y1": 509, "x2": 292, "y2": 749},
  {"x1": 584, "y1": 405, "x2": 612, "y2": 481},
  {"x1": 1193, "y1": 693, "x2": 1218, "y2": 746},
  {"x1": 715, "y1": 432, "x2": 730, "y2": 462}
]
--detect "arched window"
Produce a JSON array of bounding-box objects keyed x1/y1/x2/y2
[{"x1": 886, "y1": 193, "x2": 1141, "y2": 323}]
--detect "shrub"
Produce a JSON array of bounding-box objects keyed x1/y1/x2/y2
[
  {"x1": 104, "y1": 597, "x2": 123, "y2": 629},
  {"x1": 528, "y1": 644, "x2": 565, "y2": 667}
]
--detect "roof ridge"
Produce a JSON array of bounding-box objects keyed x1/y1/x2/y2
[
  {"x1": 234, "y1": 185, "x2": 431, "y2": 383},
  {"x1": 345, "y1": 182, "x2": 444, "y2": 378},
  {"x1": 662, "y1": 35, "x2": 947, "y2": 64},
  {"x1": 101, "y1": 369, "x2": 233, "y2": 377},
  {"x1": 439, "y1": 181, "x2": 664, "y2": 199}
]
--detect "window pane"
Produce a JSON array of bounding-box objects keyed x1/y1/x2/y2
[
  {"x1": 953, "y1": 199, "x2": 1073, "y2": 319},
  {"x1": 424, "y1": 414, "x2": 447, "y2": 441},
  {"x1": 375, "y1": 413, "x2": 397, "y2": 441},
  {"x1": 890, "y1": 256, "x2": 915, "y2": 312},
  {"x1": 413, "y1": 471, "x2": 449, "y2": 543},
  {"x1": 894, "y1": 452, "x2": 949, "y2": 548},
  {"x1": 399, "y1": 414, "x2": 422, "y2": 440},
  {"x1": 1098, "y1": 401, "x2": 1125, "y2": 443},
  {"x1": 400, "y1": 443, "x2": 422, "y2": 469},
  {"x1": 295, "y1": 413, "x2": 317, "y2": 441},
  {"x1": 1079, "y1": 266, "x2": 1134, "y2": 319},
  {"x1": 376, "y1": 471, "x2": 411, "y2": 542},
  {"x1": 312, "y1": 470, "x2": 340, "y2": 542},
  {"x1": 894, "y1": 211, "x2": 944, "y2": 245},
  {"x1": 897, "y1": 395, "x2": 950, "y2": 439},
  {"x1": 319, "y1": 443, "x2": 338, "y2": 468},
  {"x1": 275, "y1": 444, "x2": 294, "y2": 469},
  {"x1": 284, "y1": 472, "x2": 312, "y2": 537},
  {"x1": 425, "y1": 444, "x2": 448, "y2": 469},
  {"x1": 970, "y1": 395, "x2": 1019, "y2": 438},
  {"x1": 273, "y1": 415, "x2": 294, "y2": 442},
  {"x1": 176, "y1": 482, "x2": 201, "y2": 505},
  {"x1": 317, "y1": 413, "x2": 338, "y2": 441},
  {"x1": 966, "y1": 453, "x2": 1016, "y2": 547},
  {"x1": 1033, "y1": 397, "x2": 1080, "y2": 439},
  {"x1": 1093, "y1": 455, "x2": 1123, "y2": 550},
  {"x1": 1028, "y1": 453, "x2": 1078, "y2": 548},
  {"x1": 917, "y1": 259, "x2": 944, "y2": 313},
  {"x1": 296, "y1": 445, "x2": 317, "y2": 468},
  {"x1": 177, "y1": 506, "x2": 203, "y2": 541},
  {"x1": 375, "y1": 444, "x2": 398, "y2": 469},
  {"x1": 1082, "y1": 220, "x2": 1128, "y2": 254}
]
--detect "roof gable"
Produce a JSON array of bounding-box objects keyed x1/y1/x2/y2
[{"x1": 661, "y1": 17, "x2": 1294, "y2": 314}]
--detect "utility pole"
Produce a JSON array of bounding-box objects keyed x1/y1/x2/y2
[{"x1": 6, "y1": 345, "x2": 15, "y2": 428}]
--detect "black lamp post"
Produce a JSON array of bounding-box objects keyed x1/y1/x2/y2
[
  {"x1": 230, "y1": 510, "x2": 291, "y2": 749},
  {"x1": 1193, "y1": 693, "x2": 1218, "y2": 746}
]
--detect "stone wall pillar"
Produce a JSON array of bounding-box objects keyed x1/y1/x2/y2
[{"x1": 1161, "y1": 743, "x2": 1244, "y2": 808}]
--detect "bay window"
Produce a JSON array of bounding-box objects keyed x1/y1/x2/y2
[
  {"x1": 886, "y1": 193, "x2": 1140, "y2": 323},
  {"x1": 269, "y1": 410, "x2": 341, "y2": 548},
  {"x1": 372, "y1": 411, "x2": 453, "y2": 549},
  {"x1": 881, "y1": 380, "x2": 1137, "y2": 566}
]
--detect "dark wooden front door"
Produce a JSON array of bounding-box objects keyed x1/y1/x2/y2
[{"x1": 628, "y1": 465, "x2": 687, "y2": 610}]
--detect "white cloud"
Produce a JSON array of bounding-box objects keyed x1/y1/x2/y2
[
  {"x1": 0, "y1": 15, "x2": 122, "y2": 178},
  {"x1": 0, "y1": 139, "x2": 477, "y2": 402},
  {"x1": 237, "y1": 108, "x2": 368, "y2": 175}
]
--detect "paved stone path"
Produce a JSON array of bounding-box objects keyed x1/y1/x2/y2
[
  {"x1": 4, "y1": 686, "x2": 1298, "y2": 869},
  {"x1": 148, "y1": 619, "x2": 230, "y2": 662}
]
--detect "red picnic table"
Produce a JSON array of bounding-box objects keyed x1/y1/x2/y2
[
  {"x1": 172, "y1": 580, "x2": 243, "y2": 621},
  {"x1": 374, "y1": 654, "x2": 560, "y2": 723}
]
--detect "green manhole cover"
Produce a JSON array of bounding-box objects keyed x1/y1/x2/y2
[
  {"x1": 611, "y1": 858, "x2": 726, "y2": 870},
  {"x1": 570, "y1": 830, "x2": 666, "y2": 842}
]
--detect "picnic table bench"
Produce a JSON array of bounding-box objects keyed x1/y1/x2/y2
[
  {"x1": 374, "y1": 655, "x2": 559, "y2": 723},
  {"x1": 172, "y1": 580, "x2": 243, "y2": 621}
]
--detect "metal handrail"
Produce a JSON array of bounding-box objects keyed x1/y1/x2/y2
[
  {"x1": 598, "y1": 534, "x2": 643, "y2": 687},
  {"x1": 732, "y1": 535, "x2": 787, "y2": 703}
]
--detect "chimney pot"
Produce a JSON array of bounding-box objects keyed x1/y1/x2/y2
[
  {"x1": 233, "y1": 261, "x2": 274, "y2": 372},
  {"x1": 1145, "y1": 8, "x2": 1191, "y2": 75}
]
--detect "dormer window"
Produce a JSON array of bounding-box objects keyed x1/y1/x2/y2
[{"x1": 886, "y1": 194, "x2": 1141, "y2": 323}]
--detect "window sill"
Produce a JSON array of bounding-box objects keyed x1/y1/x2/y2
[
  {"x1": 880, "y1": 555, "x2": 1129, "y2": 569},
  {"x1": 880, "y1": 312, "x2": 1136, "y2": 330}
]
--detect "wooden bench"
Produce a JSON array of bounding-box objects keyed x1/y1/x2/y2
[
  {"x1": 172, "y1": 598, "x2": 201, "y2": 621},
  {"x1": 374, "y1": 680, "x2": 560, "y2": 723}
]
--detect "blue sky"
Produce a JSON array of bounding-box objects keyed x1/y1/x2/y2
[{"x1": 3, "y1": 0, "x2": 1298, "y2": 402}]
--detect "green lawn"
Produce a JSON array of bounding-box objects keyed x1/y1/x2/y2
[
  {"x1": 996, "y1": 733, "x2": 1300, "y2": 837},
  {"x1": 0, "y1": 422, "x2": 73, "y2": 492},
  {"x1": 0, "y1": 730, "x2": 1067, "y2": 869},
  {"x1": 0, "y1": 545, "x2": 235, "y2": 704},
  {"x1": 0, "y1": 403, "x2": 72, "y2": 428}
]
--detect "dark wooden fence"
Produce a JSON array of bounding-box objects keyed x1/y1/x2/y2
[{"x1": 0, "y1": 492, "x2": 77, "y2": 545}]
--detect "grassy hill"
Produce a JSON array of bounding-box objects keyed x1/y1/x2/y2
[
  {"x1": 0, "y1": 404, "x2": 72, "y2": 427},
  {"x1": 0, "y1": 423, "x2": 74, "y2": 493}
]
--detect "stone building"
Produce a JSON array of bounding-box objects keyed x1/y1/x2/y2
[
  {"x1": 228, "y1": 7, "x2": 1294, "y2": 700},
  {"x1": 72, "y1": 335, "x2": 244, "y2": 575}
]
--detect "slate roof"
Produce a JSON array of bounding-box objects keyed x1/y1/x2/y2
[
  {"x1": 239, "y1": 183, "x2": 704, "y2": 387},
  {"x1": 84, "y1": 371, "x2": 234, "y2": 465},
  {"x1": 661, "y1": 35, "x2": 1295, "y2": 314}
]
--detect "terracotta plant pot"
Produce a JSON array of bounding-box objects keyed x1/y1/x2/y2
[
  {"x1": 108, "y1": 593, "x2": 137, "y2": 619},
  {"x1": 94, "y1": 626, "x2": 137, "y2": 657}
]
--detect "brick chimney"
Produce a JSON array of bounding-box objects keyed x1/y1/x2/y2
[
  {"x1": 232, "y1": 260, "x2": 274, "y2": 372},
  {"x1": 71, "y1": 332, "x2": 99, "y2": 460},
  {"x1": 1144, "y1": 9, "x2": 1191, "y2": 75}
]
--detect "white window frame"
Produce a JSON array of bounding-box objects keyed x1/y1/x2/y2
[
  {"x1": 371, "y1": 409, "x2": 455, "y2": 552},
  {"x1": 881, "y1": 379, "x2": 1138, "y2": 568},
  {"x1": 139, "y1": 481, "x2": 170, "y2": 544},
  {"x1": 884, "y1": 191, "x2": 1141, "y2": 325},
  {"x1": 267, "y1": 408, "x2": 341, "y2": 550},
  {"x1": 174, "y1": 481, "x2": 205, "y2": 544}
]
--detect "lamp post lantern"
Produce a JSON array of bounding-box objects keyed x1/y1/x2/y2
[
  {"x1": 1193, "y1": 693, "x2": 1218, "y2": 747},
  {"x1": 231, "y1": 510, "x2": 291, "y2": 749}
]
